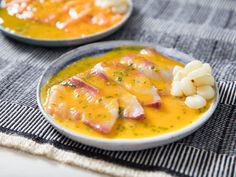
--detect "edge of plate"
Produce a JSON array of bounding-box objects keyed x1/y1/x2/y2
[{"x1": 36, "y1": 40, "x2": 219, "y2": 151}]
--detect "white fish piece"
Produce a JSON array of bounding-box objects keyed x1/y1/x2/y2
[
  {"x1": 120, "y1": 54, "x2": 172, "y2": 82},
  {"x1": 119, "y1": 93, "x2": 144, "y2": 119},
  {"x1": 185, "y1": 95, "x2": 206, "y2": 109},
  {"x1": 93, "y1": 62, "x2": 161, "y2": 108},
  {"x1": 184, "y1": 60, "x2": 203, "y2": 73},
  {"x1": 180, "y1": 78, "x2": 196, "y2": 96},
  {"x1": 44, "y1": 85, "x2": 81, "y2": 120},
  {"x1": 193, "y1": 74, "x2": 215, "y2": 86},
  {"x1": 173, "y1": 66, "x2": 184, "y2": 75},
  {"x1": 68, "y1": 76, "x2": 99, "y2": 95},
  {"x1": 95, "y1": 0, "x2": 113, "y2": 8},
  {"x1": 171, "y1": 81, "x2": 184, "y2": 97},
  {"x1": 64, "y1": 76, "x2": 119, "y2": 133},
  {"x1": 197, "y1": 86, "x2": 215, "y2": 100}
]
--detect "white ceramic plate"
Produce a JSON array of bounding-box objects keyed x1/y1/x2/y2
[
  {"x1": 0, "y1": 0, "x2": 133, "y2": 47},
  {"x1": 37, "y1": 41, "x2": 219, "y2": 151}
]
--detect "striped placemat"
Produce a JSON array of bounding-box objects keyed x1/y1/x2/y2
[{"x1": 0, "y1": 0, "x2": 235, "y2": 176}]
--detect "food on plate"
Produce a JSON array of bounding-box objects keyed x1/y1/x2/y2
[
  {"x1": 196, "y1": 85, "x2": 215, "y2": 100},
  {"x1": 92, "y1": 62, "x2": 161, "y2": 107},
  {"x1": 0, "y1": 0, "x2": 129, "y2": 39},
  {"x1": 45, "y1": 77, "x2": 119, "y2": 133},
  {"x1": 78, "y1": 70, "x2": 145, "y2": 119},
  {"x1": 41, "y1": 47, "x2": 215, "y2": 139},
  {"x1": 95, "y1": 0, "x2": 128, "y2": 14},
  {"x1": 120, "y1": 53, "x2": 172, "y2": 81},
  {"x1": 171, "y1": 60, "x2": 215, "y2": 109}
]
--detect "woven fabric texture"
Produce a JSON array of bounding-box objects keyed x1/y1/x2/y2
[{"x1": 0, "y1": 0, "x2": 235, "y2": 177}]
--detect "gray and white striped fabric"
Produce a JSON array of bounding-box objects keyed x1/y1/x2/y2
[{"x1": 0, "y1": 0, "x2": 235, "y2": 176}]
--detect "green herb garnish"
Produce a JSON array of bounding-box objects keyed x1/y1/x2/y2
[
  {"x1": 98, "y1": 98, "x2": 102, "y2": 102},
  {"x1": 117, "y1": 76, "x2": 122, "y2": 82},
  {"x1": 118, "y1": 107, "x2": 124, "y2": 118},
  {"x1": 61, "y1": 82, "x2": 75, "y2": 88},
  {"x1": 85, "y1": 73, "x2": 91, "y2": 80}
]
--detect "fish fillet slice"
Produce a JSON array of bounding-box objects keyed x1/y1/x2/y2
[
  {"x1": 67, "y1": 76, "x2": 119, "y2": 133},
  {"x1": 45, "y1": 77, "x2": 119, "y2": 134},
  {"x1": 81, "y1": 97, "x2": 119, "y2": 133},
  {"x1": 44, "y1": 85, "x2": 81, "y2": 121},
  {"x1": 120, "y1": 53, "x2": 172, "y2": 81},
  {"x1": 78, "y1": 71, "x2": 145, "y2": 119},
  {"x1": 93, "y1": 62, "x2": 161, "y2": 108}
]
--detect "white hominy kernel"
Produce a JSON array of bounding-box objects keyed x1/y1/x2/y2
[
  {"x1": 173, "y1": 66, "x2": 184, "y2": 75},
  {"x1": 193, "y1": 74, "x2": 215, "y2": 86},
  {"x1": 185, "y1": 95, "x2": 206, "y2": 109},
  {"x1": 202, "y1": 63, "x2": 212, "y2": 74},
  {"x1": 173, "y1": 70, "x2": 187, "y2": 81},
  {"x1": 95, "y1": 0, "x2": 128, "y2": 13},
  {"x1": 187, "y1": 66, "x2": 208, "y2": 80},
  {"x1": 197, "y1": 86, "x2": 215, "y2": 100},
  {"x1": 171, "y1": 60, "x2": 215, "y2": 109},
  {"x1": 184, "y1": 60, "x2": 203, "y2": 73},
  {"x1": 180, "y1": 78, "x2": 196, "y2": 96},
  {"x1": 171, "y1": 81, "x2": 184, "y2": 96}
]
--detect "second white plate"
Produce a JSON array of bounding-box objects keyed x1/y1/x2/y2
[
  {"x1": 37, "y1": 41, "x2": 219, "y2": 151},
  {"x1": 0, "y1": 0, "x2": 133, "y2": 47}
]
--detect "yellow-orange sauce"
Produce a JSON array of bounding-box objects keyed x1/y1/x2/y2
[
  {"x1": 0, "y1": 0, "x2": 125, "y2": 39},
  {"x1": 41, "y1": 47, "x2": 211, "y2": 139}
]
